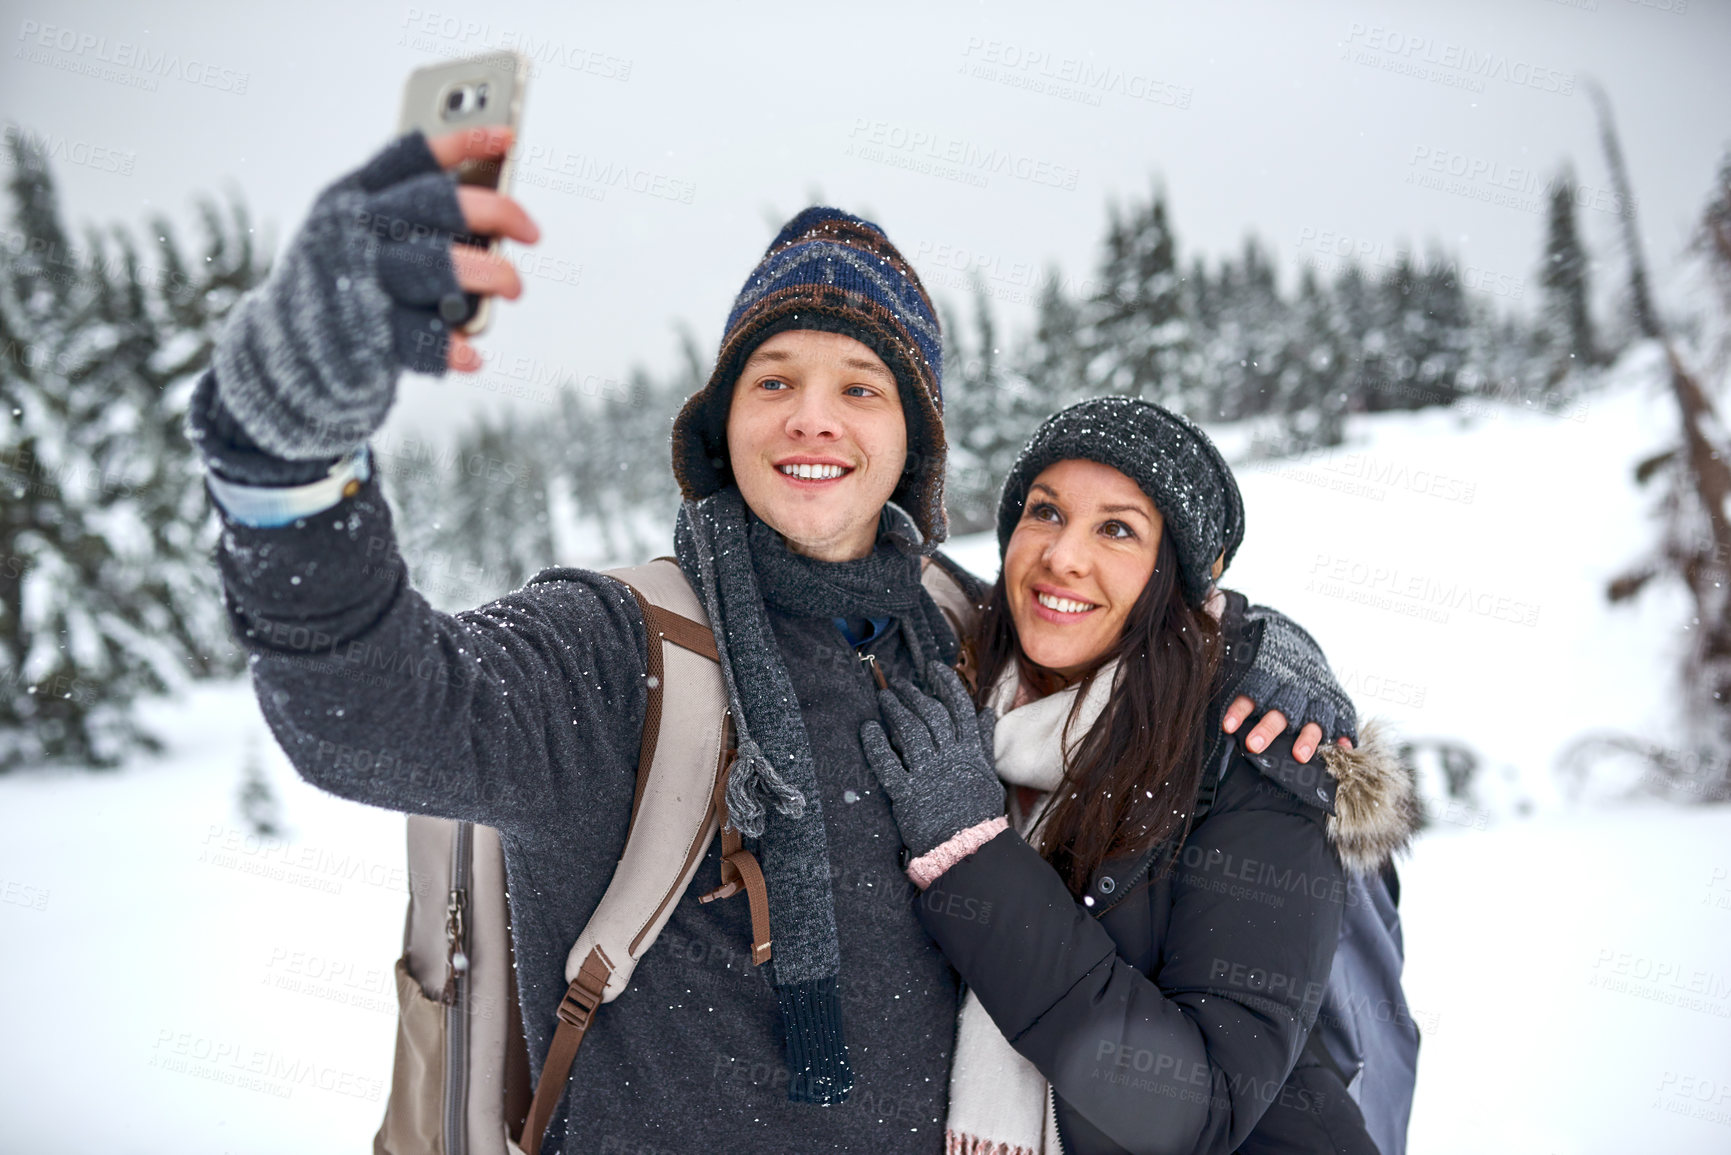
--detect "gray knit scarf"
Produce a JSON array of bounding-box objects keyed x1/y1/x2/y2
[{"x1": 674, "y1": 486, "x2": 956, "y2": 1105}]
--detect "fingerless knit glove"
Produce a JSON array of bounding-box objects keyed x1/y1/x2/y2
[
  {"x1": 206, "y1": 130, "x2": 468, "y2": 464},
  {"x1": 1241, "y1": 604, "x2": 1359, "y2": 744}
]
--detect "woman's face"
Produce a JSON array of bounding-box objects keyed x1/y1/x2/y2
[{"x1": 1004, "y1": 459, "x2": 1164, "y2": 679}]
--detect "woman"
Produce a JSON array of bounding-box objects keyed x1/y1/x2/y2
[{"x1": 859, "y1": 396, "x2": 1419, "y2": 1155}]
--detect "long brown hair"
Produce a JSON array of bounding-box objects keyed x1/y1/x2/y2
[{"x1": 972, "y1": 527, "x2": 1224, "y2": 897}]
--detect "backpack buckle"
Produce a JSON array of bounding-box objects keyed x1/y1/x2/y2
[
  {"x1": 557, "y1": 985, "x2": 600, "y2": 1031},
  {"x1": 557, "y1": 946, "x2": 613, "y2": 1030},
  {"x1": 698, "y1": 880, "x2": 742, "y2": 902}
]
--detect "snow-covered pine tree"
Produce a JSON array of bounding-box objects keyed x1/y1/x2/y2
[
  {"x1": 1365, "y1": 250, "x2": 1465, "y2": 411},
  {"x1": 938, "y1": 278, "x2": 1056, "y2": 533},
  {"x1": 1018, "y1": 268, "x2": 1089, "y2": 410},
  {"x1": 935, "y1": 293, "x2": 988, "y2": 532},
  {"x1": 236, "y1": 731, "x2": 283, "y2": 837},
  {"x1": 1408, "y1": 246, "x2": 1472, "y2": 408},
  {"x1": 1186, "y1": 257, "x2": 1218, "y2": 335},
  {"x1": 457, "y1": 414, "x2": 554, "y2": 604},
  {"x1": 1082, "y1": 189, "x2": 1198, "y2": 412},
  {"x1": 1538, "y1": 169, "x2": 1600, "y2": 384},
  {"x1": 1278, "y1": 267, "x2": 1350, "y2": 450},
  {"x1": 380, "y1": 402, "x2": 558, "y2": 610},
  {"x1": 122, "y1": 205, "x2": 264, "y2": 676},
  {"x1": 1185, "y1": 256, "x2": 1231, "y2": 419},
  {"x1": 376, "y1": 433, "x2": 458, "y2": 607},
  {"x1": 537, "y1": 341, "x2": 685, "y2": 568},
  {"x1": 1376, "y1": 251, "x2": 1427, "y2": 411},
  {"x1": 1208, "y1": 237, "x2": 1291, "y2": 422},
  {"x1": 1330, "y1": 260, "x2": 1382, "y2": 413},
  {"x1": 1188, "y1": 248, "x2": 1232, "y2": 420},
  {"x1": 0, "y1": 126, "x2": 264, "y2": 770}
]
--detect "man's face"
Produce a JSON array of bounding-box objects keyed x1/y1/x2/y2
[{"x1": 725, "y1": 329, "x2": 908, "y2": 562}]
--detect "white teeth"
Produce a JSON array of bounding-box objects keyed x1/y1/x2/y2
[
  {"x1": 1037, "y1": 592, "x2": 1097, "y2": 615},
  {"x1": 779, "y1": 463, "x2": 847, "y2": 480}
]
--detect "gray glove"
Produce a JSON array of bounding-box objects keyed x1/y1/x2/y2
[
  {"x1": 209, "y1": 130, "x2": 469, "y2": 462},
  {"x1": 859, "y1": 663, "x2": 1006, "y2": 859},
  {"x1": 1240, "y1": 603, "x2": 1359, "y2": 744}
]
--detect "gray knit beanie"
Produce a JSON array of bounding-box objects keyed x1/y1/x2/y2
[{"x1": 995, "y1": 396, "x2": 1245, "y2": 607}]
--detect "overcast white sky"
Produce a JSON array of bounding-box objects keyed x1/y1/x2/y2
[{"x1": 4, "y1": 0, "x2": 1727, "y2": 444}]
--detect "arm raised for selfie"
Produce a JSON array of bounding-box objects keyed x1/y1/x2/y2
[
  {"x1": 187, "y1": 130, "x2": 645, "y2": 833},
  {"x1": 210, "y1": 459, "x2": 650, "y2": 832}
]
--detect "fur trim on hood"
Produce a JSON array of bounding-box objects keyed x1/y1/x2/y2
[{"x1": 1318, "y1": 718, "x2": 1419, "y2": 875}]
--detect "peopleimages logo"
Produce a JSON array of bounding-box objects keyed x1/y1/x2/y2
[
  {"x1": 398, "y1": 8, "x2": 633, "y2": 81},
  {"x1": 1305, "y1": 553, "x2": 1542, "y2": 628},
  {"x1": 846, "y1": 119, "x2": 1081, "y2": 191},
  {"x1": 957, "y1": 38, "x2": 1194, "y2": 110},
  {"x1": 149, "y1": 1028, "x2": 384, "y2": 1101},
  {"x1": 1341, "y1": 22, "x2": 1575, "y2": 97},
  {"x1": 1405, "y1": 146, "x2": 1634, "y2": 217},
  {"x1": 513, "y1": 142, "x2": 696, "y2": 205},
  {"x1": 14, "y1": 20, "x2": 250, "y2": 94},
  {"x1": 0, "y1": 124, "x2": 135, "y2": 176}
]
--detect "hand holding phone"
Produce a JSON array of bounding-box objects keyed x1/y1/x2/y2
[
  {"x1": 419, "y1": 128, "x2": 539, "y2": 371},
  {"x1": 399, "y1": 51, "x2": 535, "y2": 367}
]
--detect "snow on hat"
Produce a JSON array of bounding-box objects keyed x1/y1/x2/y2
[
  {"x1": 671, "y1": 207, "x2": 948, "y2": 545},
  {"x1": 995, "y1": 396, "x2": 1246, "y2": 607}
]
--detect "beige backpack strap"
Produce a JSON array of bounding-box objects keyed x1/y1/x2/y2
[
  {"x1": 638, "y1": 556, "x2": 771, "y2": 962},
  {"x1": 920, "y1": 554, "x2": 984, "y2": 691},
  {"x1": 518, "y1": 559, "x2": 730, "y2": 1155}
]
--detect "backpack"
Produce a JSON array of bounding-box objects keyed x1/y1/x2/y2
[
  {"x1": 1314, "y1": 865, "x2": 1420, "y2": 1155},
  {"x1": 374, "y1": 555, "x2": 980, "y2": 1155}
]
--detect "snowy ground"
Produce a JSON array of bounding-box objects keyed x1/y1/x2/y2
[{"x1": 5, "y1": 350, "x2": 1730, "y2": 1152}]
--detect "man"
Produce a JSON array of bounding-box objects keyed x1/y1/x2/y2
[{"x1": 189, "y1": 128, "x2": 1357, "y2": 1153}]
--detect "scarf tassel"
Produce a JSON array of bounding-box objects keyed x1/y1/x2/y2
[{"x1": 725, "y1": 738, "x2": 805, "y2": 839}]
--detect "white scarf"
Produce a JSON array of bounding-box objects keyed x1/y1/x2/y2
[{"x1": 944, "y1": 659, "x2": 1118, "y2": 1155}]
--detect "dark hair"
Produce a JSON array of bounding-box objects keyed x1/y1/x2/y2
[{"x1": 972, "y1": 526, "x2": 1224, "y2": 898}]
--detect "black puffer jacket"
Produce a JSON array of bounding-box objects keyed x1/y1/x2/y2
[{"x1": 918, "y1": 592, "x2": 1417, "y2": 1155}]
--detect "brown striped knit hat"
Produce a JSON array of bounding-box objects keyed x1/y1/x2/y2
[{"x1": 671, "y1": 207, "x2": 948, "y2": 546}]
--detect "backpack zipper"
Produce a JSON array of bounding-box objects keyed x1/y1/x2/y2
[{"x1": 443, "y1": 820, "x2": 473, "y2": 1155}]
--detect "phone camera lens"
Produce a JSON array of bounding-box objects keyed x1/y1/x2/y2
[
  {"x1": 444, "y1": 87, "x2": 466, "y2": 115},
  {"x1": 474, "y1": 82, "x2": 490, "y2": 110}
]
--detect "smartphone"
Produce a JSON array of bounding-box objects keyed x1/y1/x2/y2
[{"x1": 397, "y1": 50, "x2": 530, "y2": 336}]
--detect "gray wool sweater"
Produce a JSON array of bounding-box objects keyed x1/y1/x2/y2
[{"x1": 216, "y1": 467, "x2": 956, "y2": 1154}]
